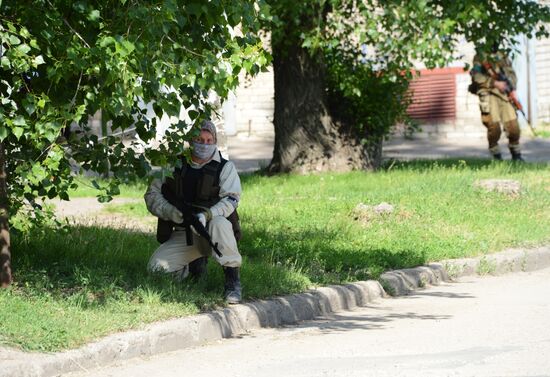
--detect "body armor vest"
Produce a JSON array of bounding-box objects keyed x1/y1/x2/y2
[
  {"x1": 177, "y1": 153, "x2": 226, "y2": 210},
  {"x1": 156, "y1": 152, "x2": 241, "y2": 243}
]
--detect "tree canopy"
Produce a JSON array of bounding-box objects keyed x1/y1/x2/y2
[
  {"x1": 0, "y1": 0, "x2": 271, "y2": 286},
  {"x1": 266, "y1": 0, "x2": 550, "y2": 173}
]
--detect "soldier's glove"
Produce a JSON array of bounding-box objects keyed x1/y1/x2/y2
[
  {"x1": 166, "y1": 204, "x2": 183, "y2": 224},
  {"x1": 191, "y1": 212, "x2": 207, "y2": 236},
  {"x1": 196, "y1": 212, "x2": 207, "y2": 227}
]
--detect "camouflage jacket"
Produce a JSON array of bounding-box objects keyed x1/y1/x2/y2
[{"x1": 471, "y1": 51, "x2": 517, "y2": 101}]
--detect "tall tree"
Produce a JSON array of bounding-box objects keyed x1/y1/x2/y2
[
  {"x1": 267, "y1": 0, "x2": 550, "y2": 173},
  {"x1": 0, "y1": 0, "x2": 270, "y2": 286}
]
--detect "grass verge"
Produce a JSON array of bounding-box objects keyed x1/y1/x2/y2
[{"x1": 3, "y1": 158, "x2": 550, "y2": 351}]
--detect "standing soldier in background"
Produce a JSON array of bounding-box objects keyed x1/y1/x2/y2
[{"x1": 470, "y1": 45, "x2": 524, "y2": 161}]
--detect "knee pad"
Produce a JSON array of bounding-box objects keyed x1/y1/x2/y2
[
  {"x1": 484, "y1": 122, "x2": 502, "y2": 148},
  {"x1": 505, "y1": 120, "x2": 520, "y2": 144}
]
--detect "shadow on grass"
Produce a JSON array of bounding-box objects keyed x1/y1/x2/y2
[
  {"x1": 11, "y1": 225, "x2": 229, "y2": 310},
  {"x1": 11, "y1": 219, "x2": 431, "y2": 308},
  {"x1": 239, "y1": 225, "x2": 428, "y2": 287}
]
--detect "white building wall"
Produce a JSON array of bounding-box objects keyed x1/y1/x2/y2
[
  {"x1": 536, "y1": 35, "x2": 550, "y2": 122},
  {"x1": 538, "y1": 1, "x2": 550, "y2": 123},
  {"x1": 231, "y1": 68, "x2": 275, "y2": 137},
  {"x1": 454, "y1": 71, "x2": 486, "y2": 140}
]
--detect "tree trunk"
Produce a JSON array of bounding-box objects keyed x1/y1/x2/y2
[
  {"x1": 0, "y1": 142, "x2": 12, "y2": 287},
  {"x1": 268, "y1": 41, "x2": 382, "y2": 174}
]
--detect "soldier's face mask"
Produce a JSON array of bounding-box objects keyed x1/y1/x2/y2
[{"x1": 192, "y1": 141, "x2": 216, "y2": 160}]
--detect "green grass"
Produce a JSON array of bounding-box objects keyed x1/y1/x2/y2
[
  {"x1": 104, "y1": 201, "x2": 151, "y2": 217},
  {"x1": 535, "y1": 122, "x2": 550, "y2": 138},
  {"x1": 4, "y1": 158, "x2": 550, "y2": 352},
  {"x1": 68, "y1": 176, "x2": 147, "y2": 199}
]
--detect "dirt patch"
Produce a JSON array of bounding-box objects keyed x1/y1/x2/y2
[{"x1": 49, "y1": 198, "x2": 155, "y2": 232}]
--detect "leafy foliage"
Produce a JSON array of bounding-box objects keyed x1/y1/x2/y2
[
  {"x1": 267, "y1": 0, "x2": 550, "y2": 140},
  {"x1": 0, "y1": 0, "x2": 271, "y2": 230}
]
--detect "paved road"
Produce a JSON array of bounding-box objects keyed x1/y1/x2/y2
[
  {"x1": 383, "y1": 136, "x2": 550, "y2": 163},
  {"x1": 226, "y1": 134, "x2": 550, "y2": 173},
  {"x1": 64, "y1": 267, "x2": 550, "y2": 377}
]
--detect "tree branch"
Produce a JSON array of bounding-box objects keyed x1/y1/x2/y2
[{"x1": 46, "y1": 0, "x2": 91, "y2": 48}]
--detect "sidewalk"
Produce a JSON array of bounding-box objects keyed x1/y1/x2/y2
[
  {"x1": 227, "y1": 134, "x2": 549, "y2": 173},
  {"x1": 227, "y1": 134, "x2": 274, "y2": 173}
]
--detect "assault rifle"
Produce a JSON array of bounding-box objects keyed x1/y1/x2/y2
[
  {"x1": 159, "y1": 177, "x2": 223, "y2": 257},
  {"x1": 482, "y1": 62, "x2": 538, "y2": 137}
]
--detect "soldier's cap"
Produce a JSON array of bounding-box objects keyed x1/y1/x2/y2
[{"x1": 200, "y1": 120, "x2": 217, "y2": 143}]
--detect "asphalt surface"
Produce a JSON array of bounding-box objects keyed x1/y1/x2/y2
[
  {"x1": 62, "y1": 267, "x2": 550, "y2": 377},
  {"x1": 383, "y1": 136, "x2": 550, "y2": 163},
  {"x1": 226, "y1": 134, "x2": 550, "y2": 173}
]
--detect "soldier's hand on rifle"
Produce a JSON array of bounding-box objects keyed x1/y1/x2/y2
[
  {"x1": 196, "y1": 212, "x2": 207, "y2": 227},
  {"x1": 166, "y1": 204, "x2": 184, "y2": 224},
  {"x1": 190, "y1": 212, "x2": 207, "y2": 236},
  {"x1": 493, "y1": 80, "x2": 508, "y2": 93}
]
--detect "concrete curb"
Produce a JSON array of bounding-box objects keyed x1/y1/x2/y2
[
  {"x1": 2, "y1": 245, "x2": 550, "y2": 377},
  {"x1": 1, "y1": 281, "x2": 384, "y2": 377},
  {"x1": 379, "y1": 245, "x2": 550, "y2": 296}
]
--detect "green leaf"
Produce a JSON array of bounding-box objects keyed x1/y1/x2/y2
[
  {"x1": 0, "y1": 56, "x2": 10, "y2": 69},
  {"x1": 12, "y1": 127, "x2": 24, "y2": 139},
  {"x1": 16, "y1": 43, "x2": 31, "y2": 55},
  {"x1": 24, "y1": 102, "x2": 36, "y2": 115},
  {"x1": 0, "y1": 127, "x2": 9, "y2": 141},
  {"x1": 121, "y1": 40, "x2": 135, "y2": 54},
  {"x1": 33, "y1": 55, "x2": 45, "y2": 66},
  {"x1": 99, "y1": 36, "x2": 116, "y2": 48},
  {"x1": 88, "y1": 9, "x2": 101, "y2": 21},
  {"x1": 8, "y1": 35, "x2": 21, "y2": 45},
  {"x1": 12, "y1": 116, "x2": 27, "y2": 126},
  {"x1": 31, "y1": 164, "x2": 47, "y2": 182},
  {"x1": 97, "y1": 195, "x2": 112, "y2": 203}
]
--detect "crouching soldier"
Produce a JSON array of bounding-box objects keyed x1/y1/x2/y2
[{"x1": 144, "y1": 120, "x2": 243, "y2": 304}]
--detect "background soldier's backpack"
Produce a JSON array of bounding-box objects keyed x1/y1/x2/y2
[{"x1": 468, "y1": 80, "x2": 480, "y2": 94}]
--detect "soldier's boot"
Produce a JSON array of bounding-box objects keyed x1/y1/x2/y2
[
  {"x1": 489, "y1": 143, "x2": 502, "y2": 160},
  {"x1": 223, "y1": 267, "x2": 242, "y2": 304},
  {"x1": 188, "y1": 257, "x2": 208, "y2": 282},
  {"x1": 509, "y1": 143, "x2": 524, "y2": 162},
  {"x1": 511, "y1": 152, "x2": 524, "y2": 162}
]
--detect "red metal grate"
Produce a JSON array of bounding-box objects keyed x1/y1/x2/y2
[{"x1": 407, "y1": 67, "x2": 462, "y2": 122}]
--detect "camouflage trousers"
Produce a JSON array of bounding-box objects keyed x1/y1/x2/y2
[
  {"x1": 478, "y1": 93, "x2": 520, "y2": 156},
  {"x1": 148, "y1": 216, "x2": 241, "y2": 280}
]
